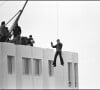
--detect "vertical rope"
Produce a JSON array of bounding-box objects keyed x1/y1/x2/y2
[{"x1": 56, "y1": 1, "x2": 59, "y2": 39}]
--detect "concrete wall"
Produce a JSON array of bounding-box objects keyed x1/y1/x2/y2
[
  {"x1": 1, "y1": 43, "x2": 16, "y2": 89},
  {"x1": 43, "y1": 48, "x2": 55, "y2": 89},
  {"x1": 0, "y1": 43, "x2": 3, "y2": 89},
  {"x1": 0, "y1": 42, "x2": 78, "y2": 89}
]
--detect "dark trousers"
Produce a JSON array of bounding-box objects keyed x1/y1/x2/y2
[
  {"x1": 53, "y1": 51, "x2": 64, "y2": 66},
  {"x1": 0, "y1": 36, "x2": 7, "y2": 42}
]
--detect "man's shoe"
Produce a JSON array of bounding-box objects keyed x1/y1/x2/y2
[
  {"x1": 52, "y1": 64, "x2": 56, "y2": 67},
  {"x1": 53, "y1": 65, "x2": 56, "y2": 67},
  {"x1": 61, "y1": 63, "x2": 64, "y2": 66}
]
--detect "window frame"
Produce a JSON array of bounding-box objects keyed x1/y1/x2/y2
[
  {"x1": 22, "y1": 57, "x2": 32, "y2": 75},
  {"x1": 48, "y1": 60, "x2": 54, "y2": 77},
  {"x1": 7, "y1": 56, "x2": 15, "y2": 74},
  {"x1": 33, "y1": 58, "x2": 42, "y2": 76},
  {"x1": 68, "y1": 62, "x2": 72, "y2": 87}
]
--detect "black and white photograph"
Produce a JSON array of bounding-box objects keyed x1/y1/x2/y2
[{"x1": 0, "y1": 0, "x2": 99, "y2": 89}]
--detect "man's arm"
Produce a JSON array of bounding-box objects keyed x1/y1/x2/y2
[
  {"x1": 31, "y1": 38, "x2": 35, "y2": 44},
  {"x1": 51, "y1": 42, "x2": 56, "y2": 48}
]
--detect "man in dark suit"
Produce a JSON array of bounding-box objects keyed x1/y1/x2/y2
[
  {"x1": 12, "y1": 24, "x2": 21, "y2": 39},
  {"x1": 51, "y1": 39, "x2": 64, "y2": 67},
  {"x1": 0, "y1": 21, "x2": 10, "y2": 42}
]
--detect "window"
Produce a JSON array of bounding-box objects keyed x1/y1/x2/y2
[
  {"x1": 74, "y1": 63, "x2": 78, "y2": 87},
  {"x1": 33, "y1": 59, "x2": 42, "y2": 76},
  {"x1": 22, "y1": 57, "x2": 31, "y2": 75},
  {"x1": 48, "y1": 60, "x2": 54, "y2": 76},
  {"x1": 68, "y1": 62, "x2": 72, "y2": 87},
  {"x1": 7, "y1": 56, "x2": 15, "y2": 74}
]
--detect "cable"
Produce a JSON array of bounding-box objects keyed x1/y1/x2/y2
[
  {"x1": 56, "y1": 1, "x2": 59, "y2": 39},
  {"x1": 6, "y1": 10, "x2": 21, "y2": 25},
  {"x1": 5, "y1": 0, "x2": 28, "y2": 42},
  {"x1": 6, "y1": 0, "x2": 28, "y2": 25}
]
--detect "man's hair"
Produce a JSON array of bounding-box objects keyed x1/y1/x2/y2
[
  {"x1": 57, "y1": 39, "x2": 60, "y2": 42},
  {"x1": 29, "y1": 35, "x2": 32, "y2": 37},
  {"x1": 1, "y1": 21, "x2": 5, "y2": 25}
]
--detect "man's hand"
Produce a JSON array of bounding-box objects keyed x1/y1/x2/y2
[
  {"x1": 51, "y1": 42, "x2": 53, "y2": 48},
  {"x1": 31, "y1": 39, "x2": 35, "y2": 44},
  {"x1": 51, "y1": 42, "x2": 53, "y2": 45},
  {"x1": 19, "y1": 10, "x2": 22, "y2": 12}
]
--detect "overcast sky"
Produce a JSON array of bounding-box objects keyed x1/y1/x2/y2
[{"x1": 0, "y1": 1, "x2": 100, "y2": 89}]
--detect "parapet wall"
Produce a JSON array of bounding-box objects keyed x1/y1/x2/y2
[{"x1": 0, "y1": 42, "x2": 78, "y2": 89}]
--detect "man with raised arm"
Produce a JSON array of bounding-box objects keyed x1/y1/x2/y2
[{"x1": 51, "y1": 39, "x2": 64, "y2": 67}]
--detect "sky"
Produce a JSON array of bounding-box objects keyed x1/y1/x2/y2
[{"x1": 0, "y1": 1, "x2": 100, "y2": 89}]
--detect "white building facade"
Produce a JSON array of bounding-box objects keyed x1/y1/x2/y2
[{"x1": 0, "y1": 42, "x2": 78, "y2": 89}]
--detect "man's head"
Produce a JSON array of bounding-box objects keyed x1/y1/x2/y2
[
  {"x1": 57, "y1": 39, "x2": 60, "y2": 43},
  {"x1": 29, "y1": 35, "x2": 32, "y2": 38},
  {"x1": 1, "y1": 21, "x2": 5, "y2": 26}
]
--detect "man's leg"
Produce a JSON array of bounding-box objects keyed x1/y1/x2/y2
[
  {"x1": 0, "y1": 36, "x2": 3, "y2": 42},
  {"x1": 53, "y1": 51, "x2": 58, "y2": 66},
  {"x1": 0, "y1": 36, "x2": 6, "y2": 42},
  {"x1": 59, "y1": 51, "x2": 64, "y2": 65},
  {"x1": 4, "y1": 36, "x2": 8, "y2": 42}
]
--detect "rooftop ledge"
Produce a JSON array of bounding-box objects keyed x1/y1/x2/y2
[
  {"x1": 0, "y1": 42, "x2": 78, "y2": 62},
  {"x1": 0, "y1": 42, "x2": 78, "y2": 52}
]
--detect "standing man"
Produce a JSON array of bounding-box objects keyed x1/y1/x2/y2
[
  {"x1": 12, "y1": 24, "x2": 21, "y2": 39},
  {"x1": 51, "y1": 39, "x2": 64, "y2": 67},
  {"x1": 12, "y1": 24, "x2": 22, "y2": 44},
  {"x1": 0, "y1": 21, "x2": 10, "y2": 42},
  {"x1": 28, "y1": 35, "x2": 35, "y2": 46}
]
